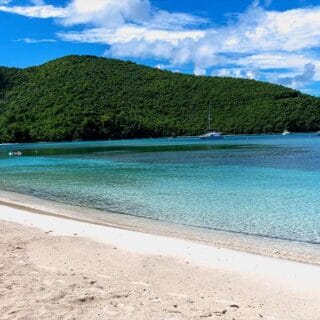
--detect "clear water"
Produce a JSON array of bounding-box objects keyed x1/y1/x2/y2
[{"x1": 0, "y1": 134, "x2": 320, "y2": 244}]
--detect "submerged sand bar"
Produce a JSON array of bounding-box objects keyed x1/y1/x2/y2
[{"x1": 1, "y1": 189, "x2": 320, "y2": 266}]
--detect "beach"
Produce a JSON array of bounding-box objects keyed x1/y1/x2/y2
[
  {"x1": 1, "y1": 0, "x2": 320, "y2": 317},
  {"x1": 1, "y1": 202, "x2": 320, "y2": 319}
]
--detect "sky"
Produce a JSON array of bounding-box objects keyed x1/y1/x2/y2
[{"x1": 1, "y1": 0, "x2": 320, "y2": 96}]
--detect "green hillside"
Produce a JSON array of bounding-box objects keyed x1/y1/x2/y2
[{"x1": 0, "y1": 55, "x2": 319, "y2": 142}]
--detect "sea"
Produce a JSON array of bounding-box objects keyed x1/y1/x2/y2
[{"x1": 0, "y1": 134, "x2": 320, "y2": 246}]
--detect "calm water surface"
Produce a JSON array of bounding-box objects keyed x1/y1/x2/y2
[{"x1": 0, "y1": 134, "x2": 320, "y2": 244}]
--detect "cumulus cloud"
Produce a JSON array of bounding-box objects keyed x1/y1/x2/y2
[
  {"x1": 274, "y1": 63, "x2": 316, "y2": 89},
  {"x1": 194, "y1": 67, "x2": 206, "y2": 76},
  {"x1": 60, "y1": 0, "x2": 151, "y2": 28},
  {"x1": 1, "y1": 0, "x2": 320, "y2": 91},
  {"x1": 216, "y1": 65, "x2": 260, "y2": 80}
]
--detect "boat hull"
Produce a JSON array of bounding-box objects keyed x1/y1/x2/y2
[{"x1": 199, "y1": 136, "x2": 224, "y2": 140}]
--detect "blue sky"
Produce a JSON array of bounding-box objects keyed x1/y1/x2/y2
[{"x1": 1, "y1": 0, "x2": 320, "y2": 96}]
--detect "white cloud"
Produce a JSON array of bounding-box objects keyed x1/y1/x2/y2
[
  {"x1": 59, "y1": 25, "x2": 205, "y2": 45},
  {"x1": 272, "y1": 63, "x2": 316, "y2": 89},
  {"x1": 146, "y1": 10, "x2": 209, "y2": 30},
  {"x1": 18, "y1": 37, "x2": 56, "y2": 43},
  {"x1": 216, "y1": 65, "x2": 259, "y2": 80},
  {"x1": 106, "y1": 39, "x2": 180, "y2": 62},
  {"x1": 155, "y1": 64, "x2": 165, "y2": 70},
  {"x1": 194, "y1": 67, "x2": 206, "y2": 76},
  {"x1": 0, "y1": 4, "x2": 66, "y2": 18},
  {"x1": 236, "y1": 53, "x2": 311, "y2": 70},
  {"x1": 60, "y1": 0, "x2": 151, "y2": 28},
  {"x1": 235, "y1": 52, "x2": 320, "y2": 81},
  {"x1": 1, "y1": 0, "x2": 320, "y2": 91},
  {"x1": 59, "y1": 3, "x2": 320, "y2": 78},
  {"x1": 0, "y1": 0, "x2": 151, "y2": 24},
  {"x1": 194, "y1": 5, "x2": 320, "y2": 55},
  {"x1": 243, "y1": 7, "x2": 320, "y2": 52}
]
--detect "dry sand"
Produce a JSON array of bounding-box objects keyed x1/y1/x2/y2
[{"x1": 1, "y1": 204, "x2": 320, "y2": 319}]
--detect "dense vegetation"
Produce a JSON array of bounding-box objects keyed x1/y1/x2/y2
[{"x1": 0, "y1": 55, "x2": 319, "y2": 142}]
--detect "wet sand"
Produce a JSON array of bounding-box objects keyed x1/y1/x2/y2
[{"x1": 1, "y1": 189, "x2": 320, "y2": 266}]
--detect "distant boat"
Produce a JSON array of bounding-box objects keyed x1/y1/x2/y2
[
  {"x1": 8, "y1": 151, "x2": 22, "y2": 156},
  {"x1": 200, "y1": 131, "x2": 223, "y2": 139},
  {"x1": 199, "y1": 103, "x2": 224, "y2": 140},
  {"x1": 282, "y1": 130, "x2": 290, "y2": 136}
]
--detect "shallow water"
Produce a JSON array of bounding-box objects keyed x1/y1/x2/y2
[{"x1": 0, "y1": 134, "x2": 320, "y2": 244}]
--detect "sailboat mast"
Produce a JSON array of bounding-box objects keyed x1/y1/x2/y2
[{"x1": 208, "y1": 103, "x2": 211, "y2": 131}]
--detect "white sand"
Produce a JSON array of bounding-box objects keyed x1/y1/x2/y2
[
  {"x1": 2, "y1": 204, "x2": 320, "y2": 292},
  {"x1": 1, "y1": 203, "x2": 320, "y2": 319}
]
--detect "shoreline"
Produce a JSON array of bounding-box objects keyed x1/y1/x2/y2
[
  {"x1": 1, "y1": 189, "x2": 320, "y2": 266},
  {"x1": 0, "y1": 131, "x2": 319, "y2": 146},
  {"x1": 1, "y1": 199, "x2": 320, "y2": 294},
  {"x1": 2, "y1": 218, "x2": 320, "y2": 319}
]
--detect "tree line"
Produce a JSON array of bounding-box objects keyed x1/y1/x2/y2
[{"x1": 0, "y1": 55, "x2": 319, "y2": 143}]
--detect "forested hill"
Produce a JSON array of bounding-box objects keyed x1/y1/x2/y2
[{"x1": 0, "y1": 55, "x2": 319, "y2": 142}]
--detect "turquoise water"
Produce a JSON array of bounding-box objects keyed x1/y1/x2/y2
[{"x1": 0, "y1": 134, "x2": 320, "y2": 244}]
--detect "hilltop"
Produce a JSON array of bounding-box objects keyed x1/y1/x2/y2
[{"x1": 0, "y1": 55, "x2": 319, "y2": 142}]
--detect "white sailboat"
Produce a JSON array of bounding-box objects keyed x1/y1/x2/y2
[
  {"x1": 199, "y1": 103, "x2": 223, "y2": 140},
  {"x1": 282, "y1": 130, "x2": 291, "y2": 136}
]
